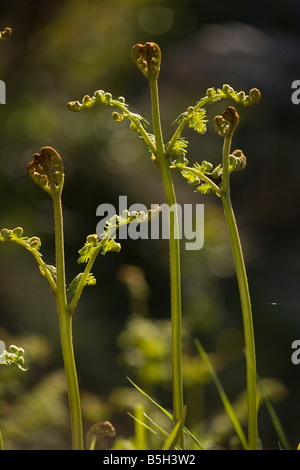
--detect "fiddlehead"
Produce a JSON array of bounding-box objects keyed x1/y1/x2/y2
[
  {"x1": 0, "y1": 27, "x2": 11, "y2": 42},
  {"x1": 27, "y1": 146, "x2": 64, "y2": 197}
]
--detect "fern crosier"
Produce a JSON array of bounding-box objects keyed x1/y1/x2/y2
[{"x1": 0, "y1": 27, "x2": 11, "y2": 41}]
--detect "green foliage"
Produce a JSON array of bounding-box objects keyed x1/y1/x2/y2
[
  {"x1": 194, "y1": 183, "x2": 213, "y2": 195},
  {"x1": 67, "y1": 90, "x2": 127, "y2": 114},
  {"x1": 161, "y1": 406, "x2": 187, "y2": 450},
  {"x1": 68, "y1": 90, "x2": 151, "y2": 135},
  {"x1": 77, "y1": 208, "x2": 159, "y2": 265},
  {"x1": 67, "y1": 273, "x2": 96, "y2": 298},
  {"x1": 175, "y1": 107, "x2": 207, "y2": 135},
  {"x1": 0, "y1": 343, "x2": 27, "y2": 371},
  {"x1": 195, "y1": 339, "x2": 248, "y2": 450},
  {"x1": 1, "y1": 30, "x2": 288, "y2": 450},
  {"x1": 204, "y1": 84, "x2": 261, "y2": 107},
  {"x1": 167, "y1": 137, "x2": 189, "y2": 166},
  {"x1": 0, "y1": 227, "x2": 40, "y2": 252},
  {"x1": 127, "y1": 378, "x2": 204, "y2": 450},
  {"x1": 0, "y1": 226, "x2": 57, "y2": 292},
  {"x1": 77, "y1": 234, "x2": 120, "y2": 264},
  {"x1": 67, "y1": 90, "x2": 155, "y2": 158}
]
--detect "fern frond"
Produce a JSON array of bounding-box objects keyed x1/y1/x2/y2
[
  {"x1": 0, "y1": 27, "x2": 12, "y2": 42},
  {"x1": 174, "y1": 108, "x2": 207, "y2": 135},
  {"x1": 194, "y1": 183, "x2": 212, "y2": 194},
  {"x1": 187, "y1": 108, "x2": 207, "y2": 134},
  {"x1": 167, "y1": 137, "x2": 189, "y2": 166},
  {"x1": 181, "y1": 170, "x2": 200, "y2": 186}
]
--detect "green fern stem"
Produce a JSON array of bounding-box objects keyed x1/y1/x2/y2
[
  {"x1": 149, "y1": 78, "x2": 184, "y2": 448},
  {"x1": 68, "y1": 244, "x2": 102, "y2": 315},
  {"x1": 52, "y1": 192, "x2": 83, "y2": 450},
  {"x1": 220, "y1": 132, "x2": 258, "y2": 450}
]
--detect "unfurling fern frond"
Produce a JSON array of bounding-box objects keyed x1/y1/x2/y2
[
  {"x1": 167, "y1": 137, "x2": 189, "y2": 166},
  {"x1": 193, "y1": 161, "x2": 214, "y2": 174},
  {"x1": 77, "y1": 233, "x2": 119, "y2": 264},
  {"x1": 0, "y1": 27, "x2": 12, "y2": 41},
  {"x1": 229, "y1": 150, "x2": 247, "y2": 172},
  {"x1": 174, "y1": 108, "x2": 207, "y2": 135},
  {"x1": 217, "y1": 84, "x2": 261, "y2": 106},
  {"x1": 78, "y1": 207, "x2": 160, "y2": 264},
  {"x1": 211, "y1": 164, "x2": 222, "y2": 179},
  {"x1": 0, "y1": 227, "x2": 42, "y2": 254}
]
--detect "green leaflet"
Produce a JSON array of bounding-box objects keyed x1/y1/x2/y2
[
  {"x1": 40, "y1": 264, "x2": 57, "y2": 283},
  {"x1": 77, "y1": 208, "x2": 160, "y2": 264},
  {"x1": 174, "y1": 108, "x2": 207, "y2": 135},
  {"x1": 167, "y1": 137, "x2": 189, "y2": 166},
  {"x1": 67, "y1": 273, "x2": 96, "y2": 298},
  {"x1": 194, "y1": 183, "x2": 212, "y2": 194},
  {"x1": 77, "y1": 236, "x2": 120, "y2": 264}
]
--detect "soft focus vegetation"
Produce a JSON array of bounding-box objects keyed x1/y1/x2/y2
[{"x1": 1, "y1": 0, "x2": 300, "y2": 449}]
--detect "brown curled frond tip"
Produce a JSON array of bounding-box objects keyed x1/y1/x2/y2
[
  {"x1": 131, "y1": 42, "x2": 161, "y2": 81},
  {"x1": 0, "y1": 27, "x2": 12, "y2": 41},
  {"x1": 27, "y1": 147, "x2": 64, "y2": 195}
]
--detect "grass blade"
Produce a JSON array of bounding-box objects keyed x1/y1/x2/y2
[
  {"x1": 195, "y1": 338, "x2": 249, "y2": 450},
  {"x1": 162, "y1": 406, "x2": 187, "y2": 450},
  {"x1": 257, "y1": 376, "x2": 291, "y2": 450},
  {"x1": 127, "y1": 377, "x2": 205, "y2": 449},
  {"x1": 127, "y1": 412, "x2": 158, "y2": 436},
  {"x1": 127, "y1": 377, "x2": 173, "y2": 419}
]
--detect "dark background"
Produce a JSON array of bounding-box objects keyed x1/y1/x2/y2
[{"x1": 1, "y1": 0, "x2": 300, "y2": 450}]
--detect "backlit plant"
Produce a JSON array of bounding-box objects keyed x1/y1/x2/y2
[
  {"x1": 67, "y1": 42, "x2": 261, "y2": 449},
  {"x1": 0, "y1": 145, "x2": 157, "y2": 450}
]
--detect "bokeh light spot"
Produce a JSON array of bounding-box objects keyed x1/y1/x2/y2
[{"x1": 138, "y1": 7, "x2": 174, "y2": 35}]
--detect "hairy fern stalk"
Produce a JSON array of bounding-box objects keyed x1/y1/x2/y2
[{"x1": 67, "y1": 41, "x2": 260, "y2": 449}]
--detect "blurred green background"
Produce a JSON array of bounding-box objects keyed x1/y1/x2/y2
[{"x1": 1, "y1": 0, "x2": 300, "y2": 450}]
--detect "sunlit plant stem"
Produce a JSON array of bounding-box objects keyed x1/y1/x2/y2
[
  {"x1": 66, "y1": 43, "x2": 261, "y2": 449},
  {"x1": 219, "y1": 109, "x2": 258, "y2": 449},
  {"x1": 131, "y1": 42, "x2": 184, "y2": 448},
  {"x1": 52, "y1": 191, "x2": 84, "y2": 450},
  {"x1": 149, "y1": 77, "x2": 184, "y2": 447},
  {"x1": 26, "y1": 147, "x2": 84, "y2": 450}
]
